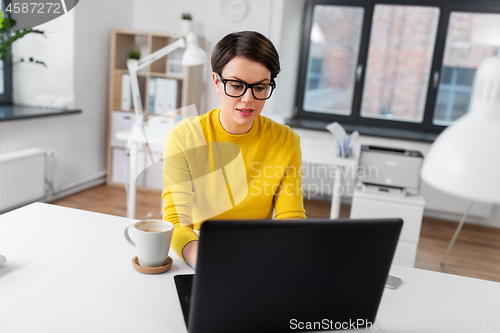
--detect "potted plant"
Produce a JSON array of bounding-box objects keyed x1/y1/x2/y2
[
  {"x1": 128, "y1": 49, "x2": 141, "y2": 60},
  {"x1": 181, "y1": 12, "x2": 192, "y2": 33},
  {"x1": 127, "y1": 49, "x2": 141, "y2": 73}
]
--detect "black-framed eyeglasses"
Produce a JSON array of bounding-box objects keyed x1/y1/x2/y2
[{"x1": 216, "y1": 73, "x2": 275, "y2": 100}]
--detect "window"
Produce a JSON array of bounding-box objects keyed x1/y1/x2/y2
[
  {"x1": 295, "y1": 0, "x2": 500, "y2": 137},
  {"x1": 303, "y1": 5, "x2": 364, "y2": 116},
  {"x1": 360, "y1": 4, "x2": 439, "y2": 123},
  {"x1": 433, "y1": 11, "x2": 500, "y2": 126}
]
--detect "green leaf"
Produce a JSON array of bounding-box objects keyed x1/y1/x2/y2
[
  {"x1": 0, "y1": 14, "x2": 46, "y2": 67},
  {"x1": 4, "y1": 28, "x2": 45, "y2": 47},
  {"x1": 0, "y1": 17, "x2": 15, "y2": 32}
]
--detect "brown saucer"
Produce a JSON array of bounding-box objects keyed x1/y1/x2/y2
[{"x1": 132, "y1": 256, "x2": 173, "y2": 274}]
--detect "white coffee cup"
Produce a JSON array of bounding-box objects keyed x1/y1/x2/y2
[{"x1": 124, "y1": 220, "x2": 174, "y2": 268}]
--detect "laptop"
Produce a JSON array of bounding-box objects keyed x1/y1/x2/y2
[{"x1": 174, "y1": 218, "x2": 402, "y2": 332}]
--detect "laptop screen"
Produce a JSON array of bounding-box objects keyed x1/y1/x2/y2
[{"x1": 176, "y1": 218, "x2": 402, "y2": 333}]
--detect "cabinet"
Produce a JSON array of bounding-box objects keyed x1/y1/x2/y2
[
  {"x1": 350, "y1": 184, "x2": 425, "y2": 267},
  {"x1": 106, "y1": 29, "x2": 205, "y2": 191}
]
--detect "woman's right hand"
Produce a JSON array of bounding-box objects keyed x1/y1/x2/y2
[{"x1": 182, "y1": 240, "x2": 199, "y2": 268}]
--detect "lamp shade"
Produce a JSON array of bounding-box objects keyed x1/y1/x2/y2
[
  {"x1": 182, "y1": 33, "x2": 206, "y2": 66},
  {"x1": 421, "y1": 56, "x2": 500, "y2": 203}
]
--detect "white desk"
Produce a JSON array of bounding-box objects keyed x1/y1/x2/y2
[
  {"x1": 300, "y1": 138, "x2": 358, "y2": 219},
  {"x1": 1, "y1": 203, "x2": 500, "y2": 332}
]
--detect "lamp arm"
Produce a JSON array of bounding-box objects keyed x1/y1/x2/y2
[
  {"x1": 126, "y1": 38, "x2": 186, "y2": 126},
  {"x1": 128, "y1": 66, "x2": 144, "y2": 126},
  {"x1": 135, "y1": 38, "x2": 186, "y2": 71}
]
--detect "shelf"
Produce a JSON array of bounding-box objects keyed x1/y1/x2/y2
[
  {"x1": 114, "y1": 34, "x2": 149, "y2": 71},
  {"x1": 111, "y1": 73, "x2": 147, "y2": 111},
  {"x1": 112, "y1": 29, "x2": 150, "y2": 37},
  {"x1": 114, "y1": 70, "x2": 182, "y2": 80},
  {"x1": 114, "y1": 69, "x2": 148, "y2": 76},
  {"x1": 149, "y1": 72, "x2": 183, "y2": 80},
  {"x1": 113, "y1": 28, "x2": 188, "y2": 39},
  {"x1": 112, "y1": 109, "x2": 136, "y2": 113}
]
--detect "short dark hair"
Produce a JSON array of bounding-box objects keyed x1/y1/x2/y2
[{"x1": 211, "y1": 31, "x2": 281, "y2": 82}]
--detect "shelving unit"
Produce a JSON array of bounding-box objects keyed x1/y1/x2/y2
[{"x1": 106, "y1": 28, "x2": 205, "y2": 192}]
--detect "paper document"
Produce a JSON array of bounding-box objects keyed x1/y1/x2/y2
[{"x1": 326, "y1": 122, "x2": 359, "y2": 158}]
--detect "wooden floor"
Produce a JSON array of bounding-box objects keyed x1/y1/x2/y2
[{"x1": 50, "y1": 184, "x2": 500, "y2": 282}]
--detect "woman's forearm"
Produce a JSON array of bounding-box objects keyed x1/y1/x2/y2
[{"x1": 182, "y1": 240, "x2": 199, "y2": 268}]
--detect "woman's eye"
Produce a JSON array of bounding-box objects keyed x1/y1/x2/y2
[
  {"x1": 254, "y1": 86, "x2": 266, "y2": 92},
  {"x1": 231, "y1": 84, "x2": 244, "y2": 89}
]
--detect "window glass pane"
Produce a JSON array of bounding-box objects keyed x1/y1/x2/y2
[
  {"x1": 0, "y1": 61, "x2": 4, "y2": 94},
  {"x1": 303, "y1": 5, "x2": 364, "y2": 115},
  {"x1": 361, "y1": 5, "x2": 439, "y2": 122},
  {"x1": 433, "y1": 12, "x2": 500, "y2": 126}
]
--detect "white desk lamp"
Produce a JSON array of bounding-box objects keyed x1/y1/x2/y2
[
  {"x1": 421, "y1": 55, "x2": 500, "y2": 264},
  {"x1": 127, "y1": 33, "x2": 206, "y2": 128},
  {"x1": 124, "y1": 33, "x2": 206, "y2": 219}
]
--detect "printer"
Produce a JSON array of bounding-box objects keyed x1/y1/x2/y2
[{"x1": 357, "y1": 145, "x2": 424, "y2": 195}]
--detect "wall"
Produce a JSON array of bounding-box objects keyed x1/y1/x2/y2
[
  {"x1": 271, "y1": 0, "x2": 306, "y2": 118},
  {"x1": 0, "y1": 0, "x2": 134, "y2": 195},
  {"x1": 12, "y1": 9, "x2": 75, "y2": 107}
]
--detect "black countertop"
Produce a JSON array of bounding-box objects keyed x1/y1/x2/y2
[{"x1": 0, "y1": 104, "x2": 81, "y2": 122}]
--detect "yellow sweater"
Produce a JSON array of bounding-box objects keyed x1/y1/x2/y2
[{"x1": 162, "y1": 108, "x2": 306, "y2": 260}]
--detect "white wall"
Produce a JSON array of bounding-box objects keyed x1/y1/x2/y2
[
  {"x1": 271, "y1": 0, "x2": 307, "y2": 118},
  {"x1": 0, "y1": 0, "x2": 134, "y2": 194},
  {"x1": 12, "y1": 9, "x2": 75, "y2": 107}
]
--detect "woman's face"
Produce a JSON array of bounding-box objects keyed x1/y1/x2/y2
[{"x1": 213, "y1": 56, "x2": 271, "y2": 135}]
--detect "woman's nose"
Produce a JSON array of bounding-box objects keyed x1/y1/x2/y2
[{"x1": 240, "y1": 87, "x2": 254, "y2": 103}]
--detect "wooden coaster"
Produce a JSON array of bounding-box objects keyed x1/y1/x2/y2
[{"x1": 132, "y1": 256, "x2": 173, "y2": 274}]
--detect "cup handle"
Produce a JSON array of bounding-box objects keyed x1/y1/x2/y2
[{"x1": 124, "y1": 224, "x2": 136, "y2": 247}]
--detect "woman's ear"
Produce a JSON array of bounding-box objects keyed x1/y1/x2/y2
[{"x1": 212, "y1": 72, "x2": 221, "y2": 94}]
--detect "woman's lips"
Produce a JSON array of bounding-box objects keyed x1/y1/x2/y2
[{"x1": 236, "y1": 108, "x2": 254, "y2": 117}]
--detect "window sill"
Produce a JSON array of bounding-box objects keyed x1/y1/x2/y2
[
  {"x1": 286, "y1": 118, "x2": 438, "y2": 143},
  {"x1": 0, "y1": 104, "x2": 81, "y2": 122}
]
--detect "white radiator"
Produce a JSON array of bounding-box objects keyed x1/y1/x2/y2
[
  {"x1": 421, "y1": 181, "x2": 492, "y2": 218},
  {"x1": 0, "y1": 148, "x2": 46, "y2": 212}
]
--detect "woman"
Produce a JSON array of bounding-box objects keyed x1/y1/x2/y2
[{"x1": 162, "y1": 31, "x2": 306, "y2": 268}]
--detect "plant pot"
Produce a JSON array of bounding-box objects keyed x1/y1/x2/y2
[
  {"x1": 128, "y1": 58, "x2": 143, "y2": 73},
  {"x1": 127, "y1": 58, "x2": 138, "y2": 67},
  {"x1": 181, "y1": 19, "x2": 192, "y2": 33}
]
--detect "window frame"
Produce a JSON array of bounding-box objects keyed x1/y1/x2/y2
[
  {"x1": 294, "y1": 0, "x2": 500, "y2": 137},
  {"x1": 0, "y1": 57, "x2": 13, "y2": 105},
  {"x1": 0, "y1": 0, "x2": 13, "y2": 105}
]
